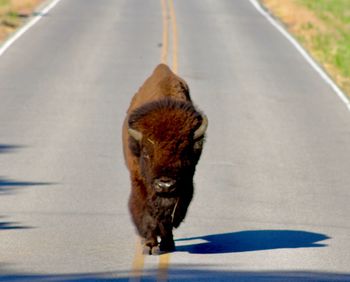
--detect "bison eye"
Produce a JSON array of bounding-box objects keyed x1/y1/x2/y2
[{"x1": 142, "y1": 149, "x2": 150, "y2": 160}]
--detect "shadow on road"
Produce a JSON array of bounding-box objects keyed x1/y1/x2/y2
[
  {"x1": 0, "y1": 269, "x2": 349, "y2": 281},
  {"x1": 0, "y1": 144, "x2": 22, "y2": 154},
  {"x1": 175, "y1": 230, "x2": 330, "y2": 254},
  {"x1": 0, "y1": 221, "x2": 30, "y2": 230},
  {"x1": 0, "y1": 144, "x2": 52, "y2": 230},
  {"x1": 0, "y1": 177, "x2": 53, "y2": 195},
  {"x1": 0, "y1": 144, "x2": 53, "y2": 194}
]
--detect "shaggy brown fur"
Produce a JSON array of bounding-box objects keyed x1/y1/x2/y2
[{"x1": 122, "y1": 64, "x2": 207, "y2": 255}]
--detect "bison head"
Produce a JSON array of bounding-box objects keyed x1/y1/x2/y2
[{"x1": 128, "y1": 99, "x2": 207, "y2": 196}]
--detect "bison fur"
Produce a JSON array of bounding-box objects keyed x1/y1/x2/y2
[{"x1": 122, "y1": 64, "x2": 207, "y2": 255}]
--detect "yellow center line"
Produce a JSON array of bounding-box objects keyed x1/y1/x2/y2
[
  {"x1": 169, "y1": 0, "x2": 178, "y2": 74},
  {"x1": 157, "y1": 253, "x2": 171, "y2": 281},
  {"x1": 160, "y1": 0, "x2": 169, "y2": 65},
  {"x1": 131, "y1": 1, "x2": 178, "y2": 280},
  {"x1": 130, "y1": 237, "x2": 145, "y2": 282},
  {"x1": 160, "y1": 0, "x2": 178, "y2": 73},
  {"x1": 156, "y1": 0, "x2": 178, "y2": 278}
]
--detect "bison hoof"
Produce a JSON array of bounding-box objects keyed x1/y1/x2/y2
[
  {"x1": 151, "y1": 245, "x2": 162, "y2": 255},
  {"x1": 142, "y1": 245, "x2": 162, "y2": 255},
  {"x1": 160, "y1": 241, "x2": 175, "y2": 253},
  {"x1": 142, "y1": 245, "x2": 152, "y2": 255}
]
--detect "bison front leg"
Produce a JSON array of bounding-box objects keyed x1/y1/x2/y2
[
  {"x1": 142, "y1": 237, "x2": 160, "y2": 255},
  {"x1": 140, "y1": 214, "x2": 161, "y2": 255},
  {"x1": 159, "y1": 221, "x2": 175, "y2": 253}
]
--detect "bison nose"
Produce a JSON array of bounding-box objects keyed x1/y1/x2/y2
[{"x1": 154, "y1": 177, "x2": 176, "y2": 192}]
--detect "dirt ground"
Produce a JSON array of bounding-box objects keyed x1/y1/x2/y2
[
  {"x1": 0, "y1": 0, "x2": 44, "y2": 42},
  {"x1": 261, "y1": 0, "x2": 350, "y2": 96}
]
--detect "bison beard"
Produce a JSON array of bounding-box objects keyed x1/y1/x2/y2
[{"x1": 123, "y1": 64, "x2": 207, "y2": 255}]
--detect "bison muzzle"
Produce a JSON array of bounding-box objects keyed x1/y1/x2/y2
[{"x1": 122, "y1": 64, "x2": 207, "y2": 255}]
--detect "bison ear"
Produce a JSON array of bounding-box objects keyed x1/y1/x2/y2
[
  {"x1": 129, "y1": 136, "x2": 141, "y2": 157},
  {"x1": 128, "y1": 128, "x2": 143, "y2": 142},
  {"x1": 128, "y1": 127, "x2": 143, "y2": 157},
  {"x1": 194, "y1": 138, "x2": 204, "y2": 151},
  {"x1": 194, "y1": 114, "x2": 208, "y2": 140}
]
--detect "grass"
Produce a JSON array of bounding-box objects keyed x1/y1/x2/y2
[
  {"x1": 261, "y1": 0, "x2": 350, "y2": 96},
  {"x1": 298, "y1": 0, "x2": 350, "y2": 77},
  {"x1": 0, "y1": 0, "x2": 44, "y2": 42}
]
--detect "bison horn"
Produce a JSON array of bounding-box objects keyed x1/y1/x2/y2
[
  {"x1": 194, "y1": 114, "x2": 208, "y2": 139},
  {"x1": 128, "y1": 128, "x2": 143, "y2": 141}
]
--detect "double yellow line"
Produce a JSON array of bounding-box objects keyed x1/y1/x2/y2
[
  {"x1": 161, "y1": 0, "x2": 178, "y2": 74},
  {"x1": 131, "y1": 237, "x2": 171, "y2": 281},
  {"x1": 130, "y1": 1, "x2": 178, "y2": 281}
]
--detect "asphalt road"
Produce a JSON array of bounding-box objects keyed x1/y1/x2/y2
[{"x1": 0, "y1": 0, "x2": 350, "y2": 281}]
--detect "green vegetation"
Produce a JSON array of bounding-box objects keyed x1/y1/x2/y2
[
  {"x1": 0, "y1": 0, "x2": 10, "y2": 6},
  {"x1": 297, "y1": 0, "x2": 350, "y2": 92},
  {"x1": 0, "y1": 0, "x2": 42, "y2": 42},
  {"x1": 2, "y1": 11, "x2": 21, "y2": 28},
  {"x1": 0, "y1": 1, "x2": 22, "y2": 34}
]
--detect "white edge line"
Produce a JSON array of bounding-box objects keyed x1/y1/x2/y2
[
  {"x1": 249, "y1": 0, "x2": 350, "y2": 112},
  {"x1": 0, "y1": 0, "x2": 62, "y2": 57}
]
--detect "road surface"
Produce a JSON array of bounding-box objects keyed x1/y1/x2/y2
[{"x1": 0, "y1": 0, "x2": 350, "y2": 281}]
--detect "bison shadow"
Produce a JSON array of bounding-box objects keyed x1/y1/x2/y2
[
  {"x1": 0, "y1": 144, "x2": 53, "y2": 194},
  {"x1": 0, "y1": 144, "x2": 23, "y2": 154},
  {"x1": 0, "y1": 269, "x2": 350, "y2": 282},
  {"x1": 0, "y1": 221, "x2": 31, "y2": 230},
  {"x1": 175, "y1": 230, "x2": 330, "y2": 254},
  {"x1": 0, "y1": 177, "x2": 53, "y2": 195}
]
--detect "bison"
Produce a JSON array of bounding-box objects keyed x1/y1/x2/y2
[{"x1": 122, "y1": 64, "x2": 207, "y2": 255}]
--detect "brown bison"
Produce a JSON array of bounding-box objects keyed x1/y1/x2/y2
[{"x1": 122, "y1": 64, "x2": 207, "y2": 255}]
